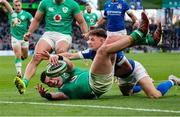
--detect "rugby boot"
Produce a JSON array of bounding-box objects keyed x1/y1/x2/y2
[
  {"x1": 14, "y1": 76, "x2": 26, "y2": 94},
  {"x1": 168, "y1": 75, "x2": 180, "y2": 86},
  {"x1": 153, "y1": 22, "x2": 162, "y2": 45}
]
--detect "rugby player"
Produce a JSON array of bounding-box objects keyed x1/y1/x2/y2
[
  {"x1": 3, "y1": 0, "x2": 33, "y2": 77},
  {"x1": 14, "y1": 0, "x2": 88, "y2": 94}
]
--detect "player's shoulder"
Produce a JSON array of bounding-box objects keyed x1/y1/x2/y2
[
  {"x1": 22, "y1": 10, "x2": 31, "y2": 15},
  {"x1": 81, "y1": 48, "x2": 92, "y2": 53},
  {"x1": 64, "y1": 0, "x2": 78, "y2": 5},
  {"x1": 104, "y1": 0, "x2": 111, "y2": 6}
]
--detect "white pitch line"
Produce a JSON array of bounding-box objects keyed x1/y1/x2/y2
[{"x1": 0, "y1": 101, "x2": 180, "y2": 114}]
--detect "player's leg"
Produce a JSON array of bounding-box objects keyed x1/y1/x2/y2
[
  {"x1": 138, "y1": 22, "x2": 162, "y2": 46},
  {"x1": 21, "y1": 41, "x2": 29, "y2": 60},
  {"x1": 137, "y1": 62, "x2": 174, "y2": 98},
  {"x1": 11, "y1": 37, "x2": 22, "y2": 77},
  {"x1": 15, "y1": 39, "x2": 52, "y2": 94},
  {"x1": 101, "y1": 12, "x2": 149, "y2": 54},
  {"x1": 138, "y1": 77, "x2": 162, "y2": 99},
  {"x1": 54, "y1": 34, "x2": 72, "y2": 54},
  {"x1": 89, "y1": 44, "x2": 116, "y2": 96}
]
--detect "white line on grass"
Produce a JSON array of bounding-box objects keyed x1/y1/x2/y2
[{"x1": 0, "y1": 101, "x2": 180, "y2": 114}]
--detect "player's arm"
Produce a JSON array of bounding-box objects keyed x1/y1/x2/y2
[
  {"x1": 48, "y1": 92, "x2": 69, "y2": 100},
  {"x1": 36, "y1": 84, "x2": 69, "y2": 100},
  {"x1": 24, "y1": 0, "x2": 45, "y2": 41},
  {"x1": 27, "y1": 11, "x2": 44, "y2": 36},
  {"x1": 60, "y1": 52, "x2": 81, "y2": 60},
  {"x1": 126, "y1": 10, "x2": 139, "y2": 28},
  {"x1": 0, "y1": 0, "x2": 14, "y2": 14},
  {"x1": 95, "y1": 17, "x2": 106, "y2": 27},
  {"x1": 74, "y1": 13, "x2": 88, "y2": 38}
]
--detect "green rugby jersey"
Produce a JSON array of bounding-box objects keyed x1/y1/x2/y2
[
  {"x1": 83, "y1": 12, "x2": 98, "y2": 29},
  {"x1": 8, "y1": 10, "x2": 33, "y2": 40},
  {"x1": 58, "y1": 68, "x2": 95, "y2": 99},
  {"x1": 38, "y1": 0, "x2": 81, "y2": 35}
]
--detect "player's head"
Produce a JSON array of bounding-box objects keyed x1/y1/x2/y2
[
  {"x1": 55, "y1": 0, "x2": 63, "y2": 5},
  {"x1": 40, "y1": 71, "x2": 63, "y2": 87},
  {"x1": 87, "y1": 28, "x2": 107, "y2": 51},
  {"x1": 112, "y1": 0, "x2": 118, "y2": 2},
  {"x1": 86, "y1": 3, "x2": 92, "y2": 13},
  {"x1": 13, "y1": 0, "x2": 22, "y2": 13}
]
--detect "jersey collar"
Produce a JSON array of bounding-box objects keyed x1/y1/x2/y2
[{"x1": 16, "y1": 10, "x2": 23, "y2": 15}]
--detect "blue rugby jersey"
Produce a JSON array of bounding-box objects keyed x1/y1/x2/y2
[{"x1": 104, "y1": 0, "x2": 130, "y2": 32}]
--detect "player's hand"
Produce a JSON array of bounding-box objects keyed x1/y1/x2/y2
[
  {"x1": 36, "y1": 84, "x2": 48, "y2": 98},
  {"x1": 133, "y1": 20, "x2": 140, "y2": 29},
  {"x1": 36, "y1": 51, "x2": 50, "y2": 60},
  {"x1": 82, "y1": 33, "x2": 89, "y2": 40},
  {"x1": 49, "y1": 54, "x2": 59, "y2": 65},
  {"x1": 12, "y1": 18, "x2": 18, "y2": 27},
  {"x1": 24, "y1": 32, "x2": 31, "y2": 41}
]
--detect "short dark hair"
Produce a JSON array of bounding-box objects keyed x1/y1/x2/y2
[
  {"x1": 40, "y1": 71, "x2": 46, "y2": 83},
  {"x1": 88, "y1": 28, "x2": 107, "y2": 39}
]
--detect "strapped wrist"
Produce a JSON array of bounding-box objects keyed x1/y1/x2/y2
[
  {"x1": 11, "y1": 12, "x2": 17, "y2": 19},
  {"x1": 58, "y1": 55, "x2": 63, "y2": 60},
  {"x1": 43, "y1": 93, "x2": 52, "y2": 100}
]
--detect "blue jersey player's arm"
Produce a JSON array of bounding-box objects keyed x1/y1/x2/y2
[{"x1": 59, "y1": 49, "x2": 94, "y2": 60}]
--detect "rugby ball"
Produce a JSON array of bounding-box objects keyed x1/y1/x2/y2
[{"x1": 46, "y1": 60, "x2": 68, "y2": 77}]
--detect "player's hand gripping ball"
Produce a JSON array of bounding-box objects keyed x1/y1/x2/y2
[{"x1": 46, "y1": 60, "x2": 68, "y2": 77}]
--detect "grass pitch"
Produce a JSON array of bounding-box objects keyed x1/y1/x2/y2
[{"x1": 0, "y1": 53, "x2": 180, "y2": 116}]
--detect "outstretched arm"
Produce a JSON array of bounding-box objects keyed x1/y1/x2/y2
[
  {"x1": 24, "y1": 11, "x2": 44, "y2": 41},
  {"x1": 127, "y1": 11, "x2": 139, "y2": 29},
  {"x1": 74, "y1": 13, "x2": 88, "y2": 39},
  {"x1": 36, "y1": 84, "x2": 69, "y2": 100},
  {"x1": 0, "y1": 0, "x2": 14, "y2": 14}
]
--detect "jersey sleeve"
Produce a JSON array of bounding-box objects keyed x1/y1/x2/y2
[
  {"x1": 37, "y1": 0, "x2": 46, "y2": 14},
  {"x1": 27, "y1": 12, "x2": 33, "y2": 22},
  {"x1": 103, "y1": 2, "x2": 108, "y2": 17},
  {"x1": 123, "y1": 1, "x2": 130, "y2": 12},
  {"x1": 72, "y1": 1, "x2": 81, "y2": 15},
  {"x1": 80, "y1": 49, "x2": 92, "y2": 59}
]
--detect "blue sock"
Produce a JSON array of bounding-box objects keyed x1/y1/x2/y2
[
  {"x1": 156, "y1": 80, "x2": 174, "y2": 96},
  {"x1": 133, "y1": 85, "x2": 142, "y2": 93}
]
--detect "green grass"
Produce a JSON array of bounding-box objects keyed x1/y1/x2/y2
[{"x1": 0, "y1": 53, "x2": 180, "y2": 116}]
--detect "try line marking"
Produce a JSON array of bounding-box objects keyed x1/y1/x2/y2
[{"x1": 0, "y1": 101, "x2": 180, "y2": 114}]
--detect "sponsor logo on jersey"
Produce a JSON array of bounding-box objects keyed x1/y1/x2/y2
[
  {"x1": 62, "y1": 7, "x2": 68, "y2": 13},
  {"x1": 48, "y1": 7, "x2": 54, "y2": 12},
  {"x1": 107, "y1": 11, "x2": 122, "y2": 15},
  {"x1": 17, "y1": 18, "x2": 21, "y2": 24},
  {"x1": 53, "y1": 14, "x2": 61, "y2": 22}
]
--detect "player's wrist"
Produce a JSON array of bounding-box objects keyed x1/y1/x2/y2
[
  {"x1": 58, "y1": 55, "x2": 63, "y2": 60},
  {"x1": 43, "y1": 93, "x2": 52, "y2": 100},
  {"x1": 134, "y1": 20, "x2": 139, "y2": 23},
  {"x1": 11, "y1": 12, "x2": 17, "y2": 19}
]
